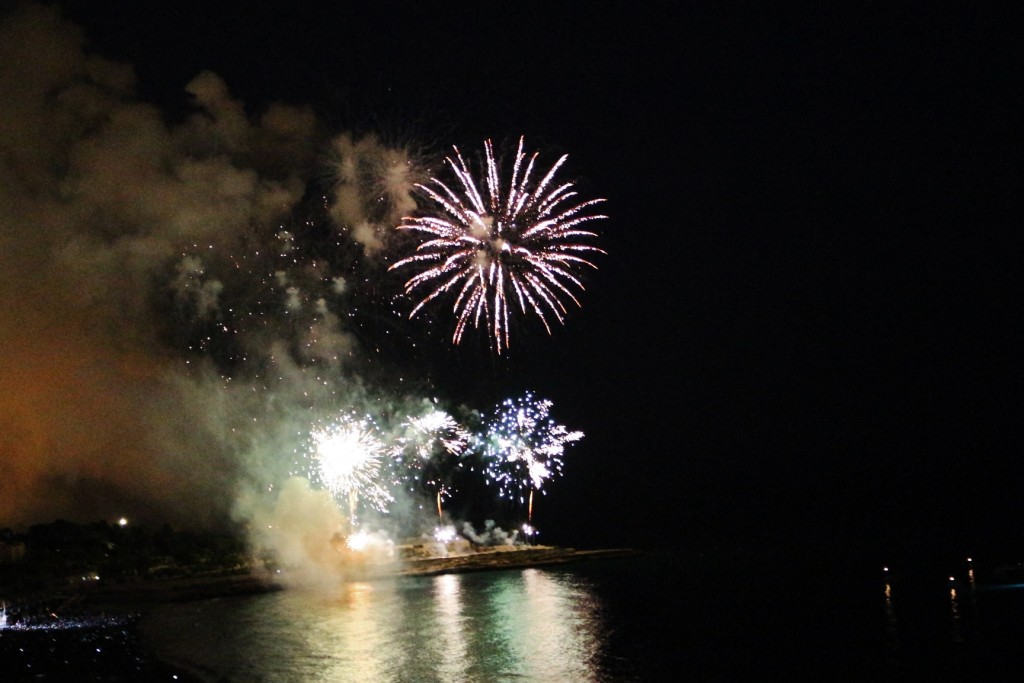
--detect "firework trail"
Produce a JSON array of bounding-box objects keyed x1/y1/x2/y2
[
  {"x1": 390, "y1": 137, "x2": 606, "y2": 353},
  {"x1": 480, "y1": 392, "x2": 583, "y2": 521}
]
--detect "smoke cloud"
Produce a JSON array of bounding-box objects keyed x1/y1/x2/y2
[{"x1": 0, "y1": 2, "x2": 425, "y2": 547}]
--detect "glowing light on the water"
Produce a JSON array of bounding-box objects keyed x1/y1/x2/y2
[
  {"x1": 390, "y1": 136, "x2": 606, "y2": 352},
  {"x1": 480, "y1": 392, "x2": 583, "y2": 519}
]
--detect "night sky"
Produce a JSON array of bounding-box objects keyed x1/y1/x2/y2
[{"x1": 2, "y1": 2, "x2": 1021, "y2": 561}]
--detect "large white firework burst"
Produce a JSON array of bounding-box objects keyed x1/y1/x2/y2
[
  {"x1": 390, "y1": 137, "x2": 606, "y2": 353},
  {"x1": 311, "y1": 414, "x2": 394, "y2": 514}
]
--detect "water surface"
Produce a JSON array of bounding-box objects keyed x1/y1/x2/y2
[{"x1": 142, "y1": 551, "x2": 1024, "y2": 681}]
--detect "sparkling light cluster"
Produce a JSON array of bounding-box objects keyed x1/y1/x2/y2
[
  {"x1": 399, "y1": 409, "x2": 472, "y2": 503},
  {"x1": 311, "y1": 414, "x2": 394, "y2": 513},
  {"x1": 480, "y1": 392, "x2": 584, "y2": 503},
  {"x1": 390, "y1": 137, "x2": 606, "y2": 353},
  {"x1": 170, "y1": 208, "x2": 404, "y2": 383},
  {"x1": 404, "y1": 409, "x2": 471, "y2": 463},
  {"x1": 298, "y1": 393, "x2": 582, "y2": 530}
]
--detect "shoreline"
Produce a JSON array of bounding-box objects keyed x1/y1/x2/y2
[
  {"x1": 1, "y1": 545, "x2": 639, "y2": 682},
  {"x1": 1, "y1": 544, "x2": 642, "y2": 615},
  {"x1": 393, "y1": 545, "x2": 642, "y2": 577},
  {"x1": 38, "y1": 545, "x2": 642, "y2": 608}
]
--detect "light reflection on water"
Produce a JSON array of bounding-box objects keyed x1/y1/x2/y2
[{"x1": 143, "y1": 568, "x2": 608, "y2": 682}]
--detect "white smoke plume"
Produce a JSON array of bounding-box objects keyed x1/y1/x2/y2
[
  {"x1": 0, "y1": 3, "x2": 420, "y2": 544},
  {"x1": 328, "y1": 132, "x2": 422, "y2": 254},
  {"x1": 461, "y1": 520, "x2": 522, "y2": 547}
]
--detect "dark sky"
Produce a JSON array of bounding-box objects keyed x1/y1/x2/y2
[{"x1": 8, "y1": 2, "x2": 1022, "y2": 558}]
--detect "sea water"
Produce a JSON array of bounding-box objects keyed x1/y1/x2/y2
[
  {"x1": 140, "y1": 550, "x2": 1024, "y2": 681},
  {"x1": 143, "y1": 567, "x2": 611, "y2": 682}
]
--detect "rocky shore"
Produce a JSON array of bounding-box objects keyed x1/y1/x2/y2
[
  {"x1": 69, "y1": 545, "x2": 640, "y2": 605},
  {"x1": 394, "y1": 544, "x2": 642, "y2": 577}
]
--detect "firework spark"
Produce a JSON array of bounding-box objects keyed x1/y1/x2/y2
[
  {"x1": 311, "y1": 415, "x2": 394, "y2": 519},
  {"x1": 480, "y1": 392, "x2": 583, "y2": 520},
  {"x1": 345, "y1": 529, "x2": 372, "y2": 551},
  {"x1": 394, "y1": 408, "x2": 472, "y2": 520},
  {"x1": 390, "y1": 137, "x2": 606, "y2": 353},
  {"x1": 405, "y1": 409, "x2": 471, "y2": 462}
]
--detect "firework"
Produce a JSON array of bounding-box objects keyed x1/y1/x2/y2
[
  {"x1": 480, "y1": 392, "x2": 583, "y2": 520},
  {"x1": 433, "y1": 525, "x2": 457, "y2": 543},
  {"x1": 390, "y1": 137, "x2": 606, "y2": 353},
  {"x1": 394, "y1": 407, "x2": 471, "y2": 520},
  {"x1": 405, "y1": 409, "x2": 471, "y2": 461},
  {"x1": 345, "y1": 529, "x2": 372, "y2": 551},
  {"x1": 311, "y1": 414, "x2": 394, "y2": 521}
]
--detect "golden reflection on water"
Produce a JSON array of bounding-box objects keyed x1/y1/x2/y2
[
  {"x1": 882, "y1": 582, "x2": 899, "y2": 651},
  {"x1": 149, "y1": 568, "x2": 608, "y2": 682},
  {"x1": 345, "y1": 569, "x2": 605, "y2": 681},
  {"x1": 430, "y1": 573, "x2": 470, "y2": 680},
  {"x1": 949, "y1": 585, "x2": 965, "y2": 644},
  {"x1": 319, "y1": 580, "x2": 393, "y2": 681}
]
